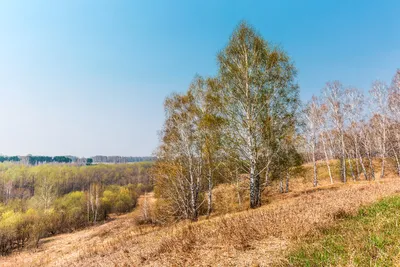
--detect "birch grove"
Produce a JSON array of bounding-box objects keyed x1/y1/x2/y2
[
  {"x1": 153, "y1": 21, "x2": 400, "y2": 221},
  {"x1": 154, "y1": 22, "x2": 299, "y2": 219},
  {"x1": 300, "y1": 71, "x2": 400, "y2": 183}
]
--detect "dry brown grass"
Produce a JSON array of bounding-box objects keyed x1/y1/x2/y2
[
  {"x1": 2, "y1": 161, "x2": 400, "y2": 266},
  {"x1": 212, "y1": 180, "x2": 250, "y2": 215}
]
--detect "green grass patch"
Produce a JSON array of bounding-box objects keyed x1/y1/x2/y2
[{"x1": 288, "y1": 196, "x2": 400, "y2": 266}]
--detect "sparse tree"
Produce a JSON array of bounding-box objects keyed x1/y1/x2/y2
[
  {"x1": 344, "y1": 87, "x2": 368, "y2": 180},
  {"x1": 303, "y1": 96, "x2": 322, "y2": 187},
  {"x1": 389, "y1": 70, "x2": 400, "y2": 176},
  {"x1": 369, "y1": 81, "x2": 390, "y2": 178},
  {"x1": 323, "y1": 81, "x2": 347, "y2": 182},
  {"x1": 319, "y1": 104, "x2": 334, "y2": 183},
  {"x1": 191, "y1": 77, "x2": 224, "y2": 217}
]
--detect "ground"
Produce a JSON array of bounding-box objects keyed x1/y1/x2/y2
[
  {"x1": 288, "y1": 195, "x2": 400, "y2": 266},
  {"x1": 2, "y1": 175, "x2": 400, "y2": 266}
]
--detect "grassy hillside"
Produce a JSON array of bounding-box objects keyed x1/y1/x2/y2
[
  {"x1": 2, "y1": 178, "x2": 400, "y2": 266},
  {"x1": 1, "y1": 161, "x2": 400, "y2": 266},
  {"x1": 288, "y1": 195, "x2": 400, "y2": 266}
]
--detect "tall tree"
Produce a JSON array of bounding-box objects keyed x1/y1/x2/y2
[
  {"x1": 217, "y1": 22, "x2": 299, "y2": 208},
  {"x1": 154, "y1": 76, "x2": 223, "y2": 221},
  {"x1": 344, "y1": 87, "x2": 368, "y2": 180},
  {"x1": 189, "y1": 76, "x2": 224, "y2": 217},
  {"x1": 323, "y1": 81, "x2": 347, "y2": 182},
  {"x1": 160, "y1": 90, "x2": 204, "y2": 221},
  {"x1": 319, "y1": 103, "x2": 334, "y2": 183},
  {"x1": 389, "y1": 70, "x2": 400, "y2": 176},
  {"x1": 369, "y1": 81, "x2": 389, "y2": 178},
  {"x1": 303, "y1": 96, "x2": 322, "y2": 187}
]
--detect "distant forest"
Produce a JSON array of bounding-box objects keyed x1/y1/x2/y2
[
  {"x1": 0, "y1": 155, "x2": 155, "y2": 165},
  {"x1": 91, "y1": 156, "x2": 155, "y2": 163}
]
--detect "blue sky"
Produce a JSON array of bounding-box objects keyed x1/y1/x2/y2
[{"x1": 0, "y1": 0, "x2": 399, "y2": 157}]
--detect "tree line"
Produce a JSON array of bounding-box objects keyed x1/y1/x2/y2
[
  {"x1": 91, "y1": 155, "x2": 155, "y2": 163},
  {"x1": 152, "y1": 22, "x2": 400, "y2": 222},
  {"x1": 0, "y1": 155, "x2": 155, "y2": 165},
  {"x1": 0, "y1": 155, "x2": 88, "y2": 165},
  {"x1": 302, "y1": 71, "x2": 400, "y2": 185}
]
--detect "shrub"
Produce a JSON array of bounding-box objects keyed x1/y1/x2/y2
[
  {"x1": 101, "y1": 185, "x2": 138, "y2": 215},
  {"x1": 54, "y1": 191, "x2": 86, "y2": 230}
]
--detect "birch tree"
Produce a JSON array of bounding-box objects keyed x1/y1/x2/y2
[
  {"x1": 369, "y1": 81, "x2": 389, "y2": 178},
  {"x1": 389, "y1": 70, "x2": 400, "y2": 175},
  {"x1": 155, "y1": 77, "x2": 222, "y2": 221},
  {"x1": 161, "y1": 90, "x2": 204, "y2": 221},
  {"x1": 190, "y1": 76, "x2": 224, "y2": 217},
  {"x1": 344, "y1": 87, "x2": 367, "y2": 180},
  {"x1": 87, "y1": 183, "x2": 101, "y2": 223},
  {"x1": 359, "y1": 121, "x2": 376, "y2": 180},
  {"x1": 319, "y1": 103, "x2": 334, "y2": 183},
  {"x1": 217, "y1": 22, "x2": 299, "y2": 208},
  {"x1": 303, "y1": 96, "x2": 322, "y2": 187},
  {"x1": 323, "y1": 81, "x2": 347, "y2": 182}
]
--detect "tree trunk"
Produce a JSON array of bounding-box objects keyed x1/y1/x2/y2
[
  {"x1": 255, "y1": 173, "x2": 261, "y2": 206},
  {"x1": 321, "y1": 134, "x2": 333, "y2": 184},
  {"x1": 249, "y1": 158, "x2": 260, "y2": 208},
  {"x1": 367, "y1": 153, "x2": 375, "y2": 180},
  {"x1": 206, "y1": 167, "x2": 212, "y2": 217},
  {"x1": 381, "y1": 123, "x2": 386, "y2": 178},
  {"x1": 347, "y1": 156, "x2": 355, "y2": 181},
  {"x1": 285, "y1": 172, "x2": 290, "y2": 193},
  {"x1": 312, "y1": 148, "x2": 318, "y2": 187},
  {"x1": 354, "y1": 140, "x2": 360, "y2": 179},
  {"x1": 393, "y1": 148, "x2": 400, "y2": 177},
  {"x1": 381, "y1": 146, "x2": 385, "y2": 178},
  {"x1": 358, "y1": 153, "x2": 368, "y2": 180},
  {"x1": 340, "y1": 131, "x2": 347, "y2": 183},
  {"x1": 327, "y1": 132, "x2": 335, "y2": 159},
  {"x1": 94, "y1": 185, "x2": 99, "y2": 223},
  {"x1": 188, "y1": 157, "x2": 198, "y2": 221},
  {"x1": 235, "y1": 168, "x2": 242, "y2": 206},
  {"x1": 87, "y1": 189, "x2": 90, "y2": 222}
]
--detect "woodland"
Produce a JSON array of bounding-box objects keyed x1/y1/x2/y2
[
  {"x1": 1, "y1": 22, "x2": 399, "y2": 265},
  {"x1": 151, "y1": 22, "x2": 400, "y2": 222}
]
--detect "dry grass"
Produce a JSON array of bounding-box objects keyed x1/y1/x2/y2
[
  {"x1": 287, "y1": 195, "x2": 400, "y2": 266},
  {"x1": 2, "y1": 161, "x2": 400, "y2": 266}
]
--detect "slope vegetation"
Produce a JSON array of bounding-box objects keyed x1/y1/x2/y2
[
  {"x1": 288, "y1": 195, "x2": 400, "y2": 266},
  {"x1": 1, "y1": 174, "x2": 400, "y2": 266}
]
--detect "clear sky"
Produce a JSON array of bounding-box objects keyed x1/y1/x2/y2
[{"x1": 0, "y1": 0, "x2": 399, "y2": 157}]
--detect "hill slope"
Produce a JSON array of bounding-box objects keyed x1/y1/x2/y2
[
  {"x1": 288, "y1": 195, "x2": 400, "y2": 266},
  {"x1": 2, "y1": 178, "x2": 400, "y2": 266}
]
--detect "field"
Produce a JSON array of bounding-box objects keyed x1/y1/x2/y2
[{"x1": 1, "y1": 162, "x2": 400, "y2": 266}]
